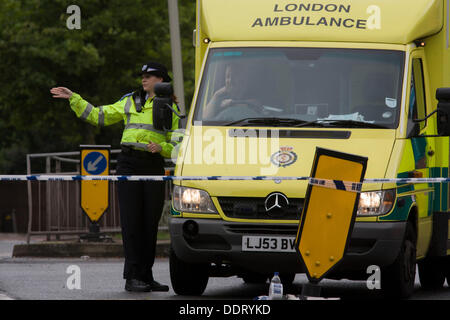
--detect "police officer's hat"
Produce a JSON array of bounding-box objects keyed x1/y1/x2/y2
[{"x1": 140, "y1": 62, "x2": 172, "y2": 82}]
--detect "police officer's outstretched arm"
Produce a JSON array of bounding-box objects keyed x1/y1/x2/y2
[{"x1": 50, "y1": 86, "x2": 123, "y2": 127}]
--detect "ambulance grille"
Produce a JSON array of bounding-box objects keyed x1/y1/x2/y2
[
  {"x1": 217, "y1": 197, "x2": 303, "y2": 220},
  {"x1": 224, "y1": 224, "x2": 298, "y2": 235}
]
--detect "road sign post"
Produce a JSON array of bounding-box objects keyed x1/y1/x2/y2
[
  {"x1": 295, "y1": 148, "x2": 367, "y2": 298},
  {"x1": 79, "y1": 145, "x2": 111, "y2": 242}
]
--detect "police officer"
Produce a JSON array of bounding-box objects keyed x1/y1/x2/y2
[{"x1": 50, "y1": 62, "x2": 181, "y2": 292}]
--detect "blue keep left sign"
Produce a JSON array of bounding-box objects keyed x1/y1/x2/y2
[{"x1": 83, "y1": 151, "x2": 108, "y2": 175}]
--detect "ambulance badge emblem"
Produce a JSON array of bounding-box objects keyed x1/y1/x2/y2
[{"x1": 270, "y1": 146, "x2": 298, "y2": 168}]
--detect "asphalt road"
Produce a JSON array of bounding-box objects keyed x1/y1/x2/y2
[
  {"x1": 1, "y1": 256, "x2": 450, "y2": 301},
  {"x1": 1, "y1": 236, "x2": 450, "y2": 301}
]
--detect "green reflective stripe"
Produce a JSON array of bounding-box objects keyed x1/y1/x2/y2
[
  {"x1": 124, "y1": 123, "x2": 165, "y2": 135},
  {"x1": 121, "y1": 142, "x2": 148, "y2": 151},
  {"x1": 98, "y1": 106, "x2": 105, "y2": 126},
  {"x1": 80, "y1": 103, "x2": 94, "y2": 121}
]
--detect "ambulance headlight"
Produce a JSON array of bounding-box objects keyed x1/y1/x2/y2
[
  {"x1": 173, "y1": 186, "x2": 218, "y2": 214},
  {"x1": 357, "y1": 189, "x2": 396, "y2": 216}
]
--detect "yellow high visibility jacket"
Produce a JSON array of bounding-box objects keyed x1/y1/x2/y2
[{"x1": 69, "y1": 92, "x2": 182, "y2": 158}]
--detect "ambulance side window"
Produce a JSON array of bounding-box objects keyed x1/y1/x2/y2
[{"x1": 408, "y1": 58, "x2": 427, "y2": 133}]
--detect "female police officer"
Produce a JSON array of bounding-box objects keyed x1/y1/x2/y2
[{"x1": 50, "y1": 62, "x2": 180, "y2": 292}]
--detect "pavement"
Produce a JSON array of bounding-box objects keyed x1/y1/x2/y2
[
  {"x1": 0, "y1": 232, "x2": 172, "y2": 300},
  {"x1": 0, "y1": 232, "x2": 170, "y2": 259}
]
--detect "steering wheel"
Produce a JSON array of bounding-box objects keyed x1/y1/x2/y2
[{"x1": 213, "y1": 102, "x2": 262, "y2": 121}]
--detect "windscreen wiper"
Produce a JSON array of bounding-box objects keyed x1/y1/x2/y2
[
  {"x1": 223, "y1": 117, "x2": 323, "y2": 127},
  {"x1": 223, "y1": 117, "x2": 388, "y2": 128},
  {"x1": 315, "y1": 120, "x2": 389, "y2": 129}
]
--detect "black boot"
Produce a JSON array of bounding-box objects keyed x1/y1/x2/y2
[
  {"x1": 125, "y1": 279, "x2": 151, "y2": 292},
  {"x1": 148, "y1": 280, "x2": 169, "y2": 292}
]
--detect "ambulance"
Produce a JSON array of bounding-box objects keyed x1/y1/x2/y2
[{"x1": 168, "y1": 0, "x2": 450, "y2": 298}]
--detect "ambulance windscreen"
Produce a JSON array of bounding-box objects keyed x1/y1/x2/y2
[{"x1": 194, "y1": 47, "x2": 404, "y2": 129}]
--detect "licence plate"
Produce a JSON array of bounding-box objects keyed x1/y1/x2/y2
[{"x1": 242, "y1": 236, "x2": 296, "y2": 252}]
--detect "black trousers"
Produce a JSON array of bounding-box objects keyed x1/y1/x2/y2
[{"x1": 116, "y1": 149, "x2": 165, "y2": 281}]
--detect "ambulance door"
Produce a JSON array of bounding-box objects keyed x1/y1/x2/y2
[{"x1": 407, "y1": 49, "x2": 434, "y2": 257}]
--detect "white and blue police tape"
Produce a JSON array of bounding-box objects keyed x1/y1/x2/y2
[{"x1": 0, "y1": 175, "x2": 449, "y2": 193}]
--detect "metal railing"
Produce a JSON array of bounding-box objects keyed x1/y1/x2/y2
[{"x1": 25, "y1": 149, "x2": 173, "y2": 244}]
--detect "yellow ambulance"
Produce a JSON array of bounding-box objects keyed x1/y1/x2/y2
[{"x1": 168, "y1": 0, "x2": 450, "y2": 298}]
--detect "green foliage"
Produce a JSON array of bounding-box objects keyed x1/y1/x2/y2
[{"x1": 0, "y1": 0, "x2": 195, "y2": 173}]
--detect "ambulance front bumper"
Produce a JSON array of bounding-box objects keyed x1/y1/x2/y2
[{"x1": 169, "y1": 217, "x2": 406, "y2": 278}]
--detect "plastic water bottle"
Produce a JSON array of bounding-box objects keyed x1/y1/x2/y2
[{"x1": 268, "y1": 272, "x2": 283, "y2": 300}]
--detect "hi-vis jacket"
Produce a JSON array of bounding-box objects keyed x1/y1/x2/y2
[{"x1": 69, "y1": 92, "x2": 181, "y2": 158}]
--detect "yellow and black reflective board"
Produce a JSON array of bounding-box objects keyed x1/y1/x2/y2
[
  {"x1": 295, "y1": 147, "x2": 367, "y2": 283},
  {"x1": 80, "y1": 145, "x2": 110, "y2": 222}
]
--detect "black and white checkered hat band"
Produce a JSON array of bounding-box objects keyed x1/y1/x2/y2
[{"x1": 142, "y1": 65, "x2": 158, "y2": 73}]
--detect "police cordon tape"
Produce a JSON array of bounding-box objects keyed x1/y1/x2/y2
[{"x1": 0, "y1": 175, "x2": 449, "y2": 193}]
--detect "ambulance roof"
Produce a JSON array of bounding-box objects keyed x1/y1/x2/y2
[{"x1": 200, "y1": 0, "x2": 444, "y2": 44}]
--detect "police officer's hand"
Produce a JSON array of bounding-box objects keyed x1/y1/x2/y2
[
  {"x1": 147, "y1": 142, "x2": 162, "y2": 153},
  {"x1": 50, "y1": 87, "x2": 73, "y2": 99}
]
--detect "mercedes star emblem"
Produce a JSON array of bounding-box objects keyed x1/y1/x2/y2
[{"x1": 264, "y1": 192, "x2": 289, "y2": 212}]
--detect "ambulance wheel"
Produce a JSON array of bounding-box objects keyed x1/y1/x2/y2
[
  {"x1": 445, "y1": 256, "x2": 450, "y2": 285},
  {"x1": 279, "y1": 273, "x2": 296, "y2": 285},
  {"x1": 242, "y1": 272, "x2": 269, "y2": 284},
  {"x1": 169, "y1": 247, "x2": 209, "y2": 295},
  {"x1": 418, "y1": 257, "x2": 445, "y2": 289},
  {"x1": 380, "y1": 221, "x2": 416, "y2": 299}
]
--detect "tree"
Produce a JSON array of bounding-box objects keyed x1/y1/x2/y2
[{"x1": 0, "y1": 0, "x2": 195, "y2": 173}]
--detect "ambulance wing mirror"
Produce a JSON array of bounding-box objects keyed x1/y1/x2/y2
[
  {"x1": 153, "y1": 82, "x2": 174, "y2": 131},
  {"x1": 436, "y1": 88, "x2": 450, "y2": 136}
]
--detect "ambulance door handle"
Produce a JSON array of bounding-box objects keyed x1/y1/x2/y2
[{"x1": 427, "y1": 150, "x2": 435, "y2": 156}]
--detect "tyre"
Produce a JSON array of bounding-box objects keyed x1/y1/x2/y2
[
  {"x1": 279, "y1": 273, "x2": 296, "y2": 286},
  {"x1": 445, "y1": 256, "x2": 450, "y2": 286},
  {"x1": 418, "y1": 257, "x2": 445, "y2": 289},
  {"x1": 242, "y1": 272, "x2": 269, "y2": 284},
  {"x1": 169, "y1": 247, "x2": 209, "y2": 295},
  {"x1": 380, "y1": 221, "x2": 417, "y2": 299}
]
